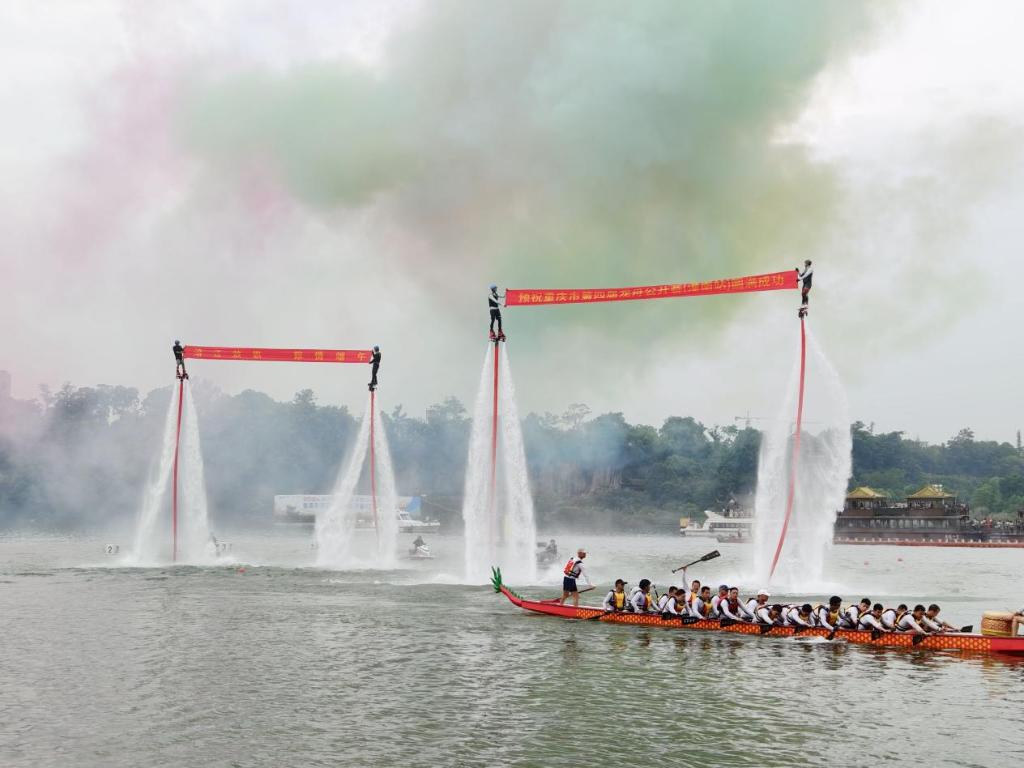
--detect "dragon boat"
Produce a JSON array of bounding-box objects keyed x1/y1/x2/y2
[{"x1": 491, "y1": 568, "x2": 1024, "y2": 657}]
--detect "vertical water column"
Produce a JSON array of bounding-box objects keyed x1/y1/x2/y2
[
  {"x1": 132, "y1": 386, "x2": 180, "y2": 564},
  {"x1": 315, "y1": 392, "x2": 399, "y2": 569},
  {"x1": 461, "y1": 343, "x2": 537, "y2": 584},
  {"x1": 751, "y1": 321, "x2": 852, "y2": 590},
  {"x1": 131, "y1": 381, "x2": 214, "y2": 565}
]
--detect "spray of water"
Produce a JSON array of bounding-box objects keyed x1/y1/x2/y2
[
  {"x1": 370, "y1": 397, "x2": 399, "y2": 568},
  {"x1": 178, "y1": 386, "x2": 215, "y2": 562},
  {"x1": 751, "y1": 323, "x2": 852, "y2": 591},
  {"x1": 129, "y1": 383, "x2": 214, "y2": 565},
  {"x1": 497, "y1": 347, "x2": 538, "y2": 584},
  {"x1": 462, "y1": 349, "x2": 494, "y2": 581},
  {"x1": 315, "y1": 393, "x2": 399, "y2": 569},
  {"x1": 462, "y1": 344, "x2": 537, "y2": 584},
  {"x1": 130, "y1": 386, "x2": 179, "y2": 563}
]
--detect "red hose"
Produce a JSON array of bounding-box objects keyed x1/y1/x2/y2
[
  {"x1": 489, "y1": 342, "x2": 500, "y2": 550},
  {"x1": 370, "y1": 388, "x2": 379, "y2": 545},
  {"x1": 769, "y1": 317, "x2": 807, "y2": 578},
  {"x1": 171, "y1": 377, "x2": 184, "y2": 562}
]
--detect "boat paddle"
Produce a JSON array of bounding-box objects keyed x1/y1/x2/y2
[{"x1": 671, "y1": 550, "x2": 720, "y2": 574}]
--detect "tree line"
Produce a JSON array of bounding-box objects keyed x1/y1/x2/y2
[{"x1": 1, "y1": 383, "x2": 1021, "y2": 531}]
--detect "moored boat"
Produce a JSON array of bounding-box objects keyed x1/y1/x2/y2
[{"x1": 490, "y1": 568, "x2": 1024, "y2": 657}]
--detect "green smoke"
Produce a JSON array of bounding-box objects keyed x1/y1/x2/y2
[{"x1": 180, "y1": 1, "x2": 883, "y2": 340}]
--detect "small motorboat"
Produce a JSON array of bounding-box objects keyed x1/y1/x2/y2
[{"x1": 408, "y1": 544, "x2": 434, "y2": 560}]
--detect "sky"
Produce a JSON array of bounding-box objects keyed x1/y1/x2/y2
[{"x1": 2, "y1": 0, "x2": 1022, "y2": 444}]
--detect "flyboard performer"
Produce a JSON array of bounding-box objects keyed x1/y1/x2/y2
[
  {"x1": 368, "y1": 345, "x2": 381, "y2": 391},
  {"x1": 173, "y1": 340, "x2": 188, "y2": 379},
  {"x1": 796, "y1": 260, "x2": 813, "y2": 317},
  {"x1": 488, "y1": 284, "x2": 506, "y2": 342}
]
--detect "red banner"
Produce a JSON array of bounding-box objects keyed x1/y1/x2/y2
[
  {"x1": 505, "y1": 269, "x2": 797, "y2": 307},
  {"x1": 183, "y1": 346, "x2": 371, "y2": 363}
]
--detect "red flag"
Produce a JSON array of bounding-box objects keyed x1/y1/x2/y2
[
  {"x1": 183, "y1": 346, "x2": 371, "y2": 363},
  {"x1": 505, "y1": 269, "x2": 797, "y2": 307}
]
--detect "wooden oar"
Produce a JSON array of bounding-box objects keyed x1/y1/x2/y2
[{"x1": 671, "y1": 550, "x2": 720, "y2": 574}]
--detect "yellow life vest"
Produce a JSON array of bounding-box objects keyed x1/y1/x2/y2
[{"x1": 612, "y1": 591, "x2": 626, "y2": 610}]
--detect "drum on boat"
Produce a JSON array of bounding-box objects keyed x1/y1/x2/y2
[{"x1": 980, "y1": 611, "x2": 1014, "y2": 637}]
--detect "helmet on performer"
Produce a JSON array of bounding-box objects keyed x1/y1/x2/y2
[
  {"x1": 373, "y1": 345, "x2": 379, "y2": 351},
  {"x1": 175, "y1": 339, "x2": 180, "y2": 345},
  {"x1": 489, "y1": 284, "x2": 497, "y2": 291},
  {"x1": 804, "y1": 259, "x2": 812, "y2": 265}
]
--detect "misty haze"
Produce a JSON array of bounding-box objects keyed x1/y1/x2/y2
[{"x1": 3, "y1": 3, "x2": 1023, "y2": 767}]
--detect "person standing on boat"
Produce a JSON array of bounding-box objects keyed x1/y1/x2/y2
[
  {"x1": 921, "y1": 604, "x2": 957, "y2": 633},
  {"x1": 896, "y1": 605, "x2": 932, "y2": 635},
  {"x1": 558, "y1": 549, "x2": 590, "y2": 607},
  {"x1": 814, "y1": 596, "x2": 843, "y2": 632},
  {"x1": 629, "y1": 579, "x2": 657, "y2": 613},
  {"x1": 602, "y1": 579, "x2": 628, "y2": 612}
]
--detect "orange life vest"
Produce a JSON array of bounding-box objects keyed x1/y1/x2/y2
[{"x1": 563, "y1": 558, "x2": 582, "y2": 578}]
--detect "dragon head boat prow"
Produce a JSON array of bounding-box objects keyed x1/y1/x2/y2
[{"x1": 490, "y1": 566, "x2": 526, "y2": 606}]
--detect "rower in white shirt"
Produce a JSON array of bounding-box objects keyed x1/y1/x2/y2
[
  {"x1": 814, "y1": 596, "x2": 843, "y2": 632},
  {"x1": 896, "y1": 605, "x2": 932, "y2": 635},
  {"x1": 602, "y1": 579, "x2": 629, "y2": 612},
  {"x1": 689, "y1": 586, "x2": 712, "y2": 619},
  {"x1": 756, "y1": 604, "x2": 782, "y2": 625},
  {"x1": 841, "y1": 598, "x2": 872, "y2": 629},
  {"x1": 857, "y1": 603, "x2": 888, "y2": 632},
  {"x1": 744, "y1": 589, "x2": 770, "y2": 622},
  {"x1": 709, "y1": 585, "x2": 729, "y2": 618},
  {"x1": 880, "y1": 604, "x2": 908, "y2": 630},
  {"x1": 717, "y1": 588, "x2": 745, "y2": 622},
  {"x1": 785, "y1": 604, "x2": 815, "y2": 628},
  {"x1": 657, "y1": 586, "x2": 682, "y2": 615},
  {"x1": 629, "y1": 579, "x2": 657, "y2": 614},
  {"x1": 922, "y1": 604, "x2": 957, "y2": 633}
]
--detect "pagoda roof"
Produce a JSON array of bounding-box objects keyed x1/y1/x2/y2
[
  {"x1": 846, "y1": 486, "x2": 887, "y2": 500},
  {"x1": 908, "y1": 484, "x2": 955, "y2": 499}
]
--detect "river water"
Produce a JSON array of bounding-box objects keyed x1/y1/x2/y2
[{"x1": 2, "y1": 530, "x2": 1023, "y2": 767}]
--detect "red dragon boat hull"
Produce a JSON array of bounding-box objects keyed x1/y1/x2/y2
[{"x1": 491, "y1": 569, "x2": 1024, "y2": 656}]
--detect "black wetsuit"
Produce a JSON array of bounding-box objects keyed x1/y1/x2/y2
[
  {"x1": 369, "y1": 350, "x2": 381, "y2": 389},
  {"x1": 173, "y1": 343, "x2": 186, "y2": 377},
  {"x1": 489, "y1": 291, "x2": 503, "y2": 334},
  {"x1": 798, "y1": 266, "x2": 813, "y2": 307}
]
